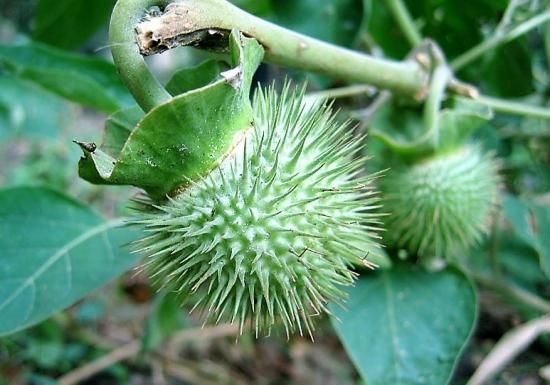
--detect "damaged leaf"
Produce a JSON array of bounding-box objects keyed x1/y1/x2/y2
[{"x1": 76, "y1": 31, "x2": 264, "y2": 199}]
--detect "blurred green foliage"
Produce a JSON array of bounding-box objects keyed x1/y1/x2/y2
[{"x1": 0, "y1": 0, "x2": 548, "y2": 384}]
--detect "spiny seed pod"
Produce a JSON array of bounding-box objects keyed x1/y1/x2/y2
[
  {"x1": 381, "y1": 146, "x2": 500, "y2": 260},
  {"x1": 132, "y1": 85, "x2": 382, "y2": 337}
]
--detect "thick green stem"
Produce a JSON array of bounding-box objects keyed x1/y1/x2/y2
[
  {"x1": 110, "y1": 0, "x2": 172, "y2": 112},
  {"x1": 135, "y1": 0, "x2": 429, "y2": 97},
  {"x1": 451, "y1": 9, "x2": 550, "y2": 71},
  {"x1": 385, "y1": 0, "x2": 422, "y2": 47},
  {"x1": 475, "y1": 95, "x2": 550, "y2": 120}
]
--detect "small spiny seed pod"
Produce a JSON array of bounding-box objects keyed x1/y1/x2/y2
[
  {"x1": 132, "y1": 85, "x2": 382, "y2": 337},
  {"x1": 381, "y1": 146, "x2": 500, "y2": 260}
]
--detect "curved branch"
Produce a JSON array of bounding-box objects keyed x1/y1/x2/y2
[
  {"x1": 134, "y1": 0, "x2": 430, "y2": 98},
  {"x1": 110, "y1": 0, "x2": 172, "y2": 112}
]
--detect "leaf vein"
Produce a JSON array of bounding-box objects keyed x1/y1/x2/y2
[{"x1": 0, "y1": 218, "x2": 125, "y2": 314}]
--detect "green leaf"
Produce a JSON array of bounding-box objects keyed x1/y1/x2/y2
[
  {"x1": 331, "y1": 265, "x2": 477, "y2": 385},
  {"x1": 142, "y1": 292, "x2": 187, "y2": 352},
  {"x1": 33, "y1": 0, "x2": 116, "y2": 50},
  {"x1": 101, "y1": 106, "x2": 144, "y2": 157},
  {"x1": 166, "y1": 59, "x2": 227, "y2": 96},
  {"x1": 77, "y1": 31, "x2": 264, "y2": 199},
  {"x1": 481, "y1": 39, "x2": 535, "y2": 98},
  {"x1": 0, "y1": 76, "x2": 67, "y2": 140},
  {"x1": 0, "y1": 187, "x2": 140, "y2": 336},
  {"x1": 437, "y1": 98, "x2": 494, "y2": 151},
  {"x1": 371, "y1": 97, "x2": 492, "y2": 157},
  {"x1": 502, "y1": 194, "x2": 550, "y2": 279},
  {"x1": 0, "y1": 42, "x2": 133, "y2": 113},
  {"x1": 502, "y1": 194, "x2": 537, "y2": 247},
  {"x1": 497, "y1": 237, "x2": 548, "y2": 294},
  {"x1": 532, "y1": 205, "x2": 550, "y2": 279},
  {"x1": 273, "y1": 0, "x2": 363, "y2": 47}
]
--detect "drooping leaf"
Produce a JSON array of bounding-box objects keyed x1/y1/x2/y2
[
  {"x1": 0, "y1": 76, "x2": 67, "y2": 140},
  {"x1": 0, "y1": 187, "x2": 140, "y2": 336},
  {"x1": 32, "y1": 0, "x2": 116, "y2": 50},
  {"x1": 77, "y1": 31, "x2": 264, "y2": 199},
  {"x1": 100, "y1": 60, "x2": 226, "y2": 158},
  {"x1": 331, "y1": 265, "x2": 477, "y2": 385},
  {"x1": 371, "y1": 96, "x2": 493, "y2": 157},
  {"x1": 0, "y1": 42, "x2": 133, "y2": 113},
  {"x1": 438, "y1": 98, "x2": 493, "y2": 150}
]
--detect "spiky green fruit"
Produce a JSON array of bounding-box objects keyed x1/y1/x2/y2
[
  {"x1": 381, "y1": 146, "x2": 500, "y2": 260},
  {"x1": 132, "y1": 85, "x2": 382, "y2": 336}
]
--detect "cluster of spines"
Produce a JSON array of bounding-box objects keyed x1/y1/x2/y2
[
  {"x1": 132, "y1": 84, "x2": 383, "y2": 337},
  {"x1": 381, "y1": 146, "x2": 500, "y2": 259}
]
